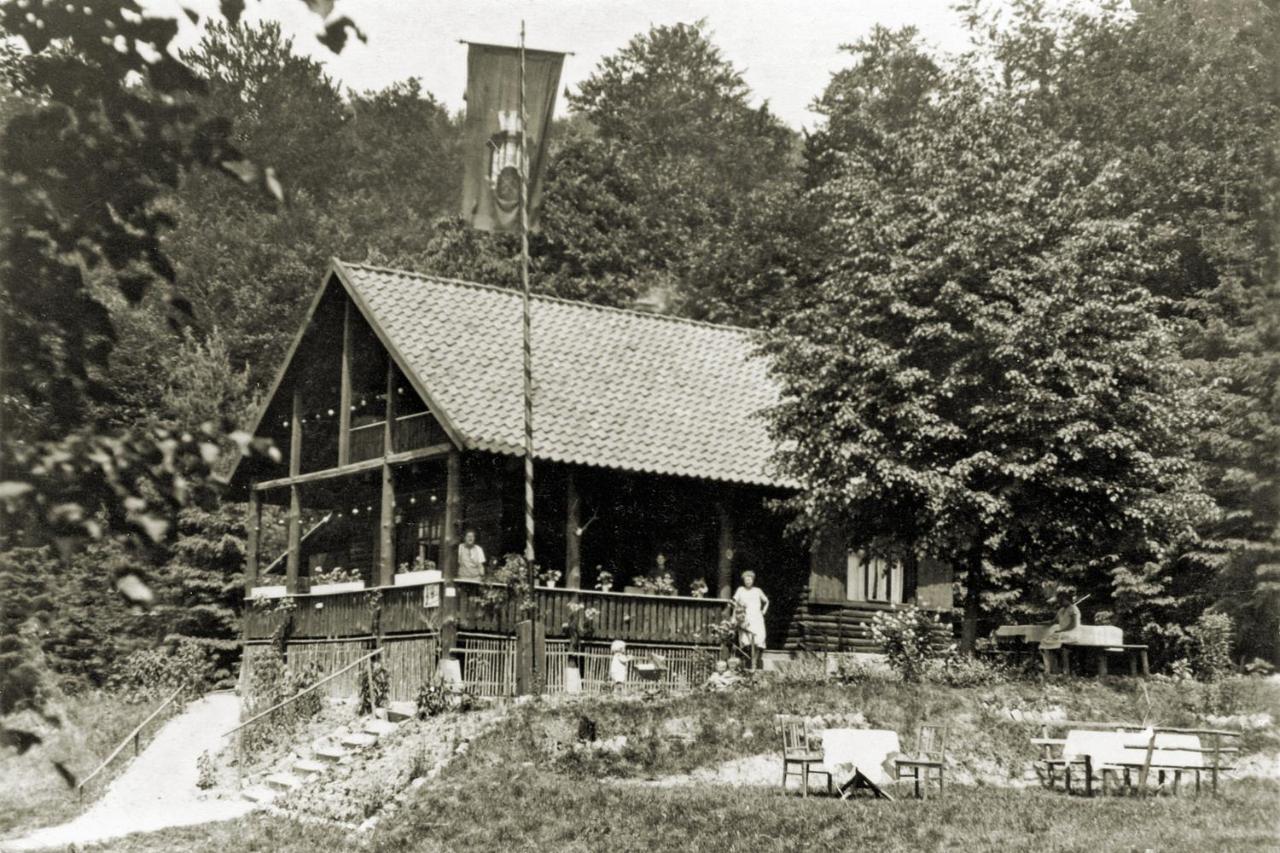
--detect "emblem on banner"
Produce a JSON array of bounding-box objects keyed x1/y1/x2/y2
[{"x1": 487, "y1": 110, "x2": 527, "y2": 213}]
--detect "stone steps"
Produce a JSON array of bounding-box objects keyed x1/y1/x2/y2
[
  {"x1": 341, "y1": 731, "x2": 379, "y2": 749},
  {"x1": 242, "y1": 785, "x2": 278, "y2": 804},
  {"x1": 386, "y1": 702, "x2": 417, "y2": 722},
  {"x1": 363, "y1": 718, "x2": 399, "y2": 738},
  {"x1": 243, "y1": 710, "x2": 401, "y2": 806},
  {"x1": 266, "y1": 772, "x2": 304, "y2": 791},
  {"x1": 293, "y1": 758, "x2": 329, "y2": 778}
]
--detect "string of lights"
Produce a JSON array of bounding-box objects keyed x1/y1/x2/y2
[
  {"x1": 251, "y1": 490, "x2": 442, "y2": 531},
  {"x1": 279, "y1": 387, "x2": 416, "y2": 427}
]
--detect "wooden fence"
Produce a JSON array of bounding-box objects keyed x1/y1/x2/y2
[
  {"x1": 288, "y1": 639, "x2": 375, "y2": 698},
  {"x1": 383, "y1": 634, "x2": 440, "y2": 701}
]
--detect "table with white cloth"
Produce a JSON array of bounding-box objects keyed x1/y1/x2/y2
[
  {"x1": 1062, "y1": 729, "x2": 1204, "y2": 793},
  {"x1": 820, "y1": 728, "x2": 902, "y2": 800}
]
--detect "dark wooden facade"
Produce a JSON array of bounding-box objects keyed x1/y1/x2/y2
[{"x1": 233, "y1": 263, "x2": 954, "y2": 691}]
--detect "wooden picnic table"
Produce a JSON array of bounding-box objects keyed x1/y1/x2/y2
[{"x1": 1059, "y1": 728, "x2": 1240, "y2": 795}]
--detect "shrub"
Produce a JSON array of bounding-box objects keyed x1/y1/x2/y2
[
  {"x1": 869, "y1": 605, "x2": 943, "y2": 683},
  {"x1": 196, "y1": 750, "x2": 216, "y2": 789},
  {"x1": 414, "y1": 678, "x2": 478, "y2": 718},
  {"x1": 928, "y1": 653, "x2": 1008, "y2": 687},
  {"x1": 1189, "y1": 611, "x2": 1235, "y2": 682},
  {"x1": 107, "y1": 638, "x2": 216, "y2": 702},
  {"x1": 359, "y1": 660, "x2": 390, "y2": 715}
]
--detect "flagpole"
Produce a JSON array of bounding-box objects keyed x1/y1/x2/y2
[{"x1": 519, "y1": 21, "x2": 536, "y2": 591}]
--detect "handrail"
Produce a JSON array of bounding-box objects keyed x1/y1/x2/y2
[
  {"x1": 77, "y1": 685, "x2": 185, "y2": 798},
  {"x1": 223, "y1": 647, "x2": 383, "y2": 737}
]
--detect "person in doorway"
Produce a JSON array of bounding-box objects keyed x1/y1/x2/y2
[
  {"x1": 732, "y1": 570, "x2": 769, "y2": 668},
  {"x1": 457, "y1": 529, "x2": 485, "y2": 580}
]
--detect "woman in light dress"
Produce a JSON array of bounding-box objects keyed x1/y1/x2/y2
[{"x1": 732, "y1": 570, "x2": 769, "y2": 668}]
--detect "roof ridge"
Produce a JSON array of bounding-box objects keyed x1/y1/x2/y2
[{"x1": 335, "y1": 259, "x2": 758, "y2": 335}]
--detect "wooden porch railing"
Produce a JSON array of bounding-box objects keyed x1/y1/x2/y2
[
  {"x1": 244, "y1": 581, "x2": 733, "y2": 646},
  {"x1": 76, "y1": 685, "x2": 185, "y2": 800}
]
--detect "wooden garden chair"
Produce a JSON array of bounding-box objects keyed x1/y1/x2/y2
[
  {"x1": 776, "y1": 714, "x2": 833, "y2": 797},
  {"x1": 895, "y1": 724, "x2": 947, "y2": 798}
]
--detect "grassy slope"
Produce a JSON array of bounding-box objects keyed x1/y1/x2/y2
[
  {"x1": 91, "y1": 674, "x2": 1280, "y2": 852},
  {"x1": 0, "y1": 691, "x2": 165, "y2": 836}
]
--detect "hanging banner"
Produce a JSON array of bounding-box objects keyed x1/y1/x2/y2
[{"x1": 460, "y1": 42, "x2": 565, "y2": 232}]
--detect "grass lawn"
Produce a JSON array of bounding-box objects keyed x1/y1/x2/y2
[
  {"x1": 0, "y1": 690, "x2": 173, "y2": 837},
  {"x1": 97, "y1": 776, "x2": 1280, "y2": 853},
  {"x1": 19, "y1": 675, "x2": 1280, "y2": 851}
]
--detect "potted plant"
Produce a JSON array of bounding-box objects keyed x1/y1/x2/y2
[
  {"x1": 394, "y1": 556, "x2": 441, "y2": 587},
  {"x1": 309, "y1": 565, "x2": 365, "y2": 595},
  {"x1": 537, "y1": 567, "x2": 562, "y2": 588},
  {"x1": 247, "y1": 584, "x2": 287, "y2": 600},
  {"x1": 562, "y1": 602, "x2": 598, "y2": 692},
  {"x1": 690, "y1": 578, "x2": 709, "y2": 598}
]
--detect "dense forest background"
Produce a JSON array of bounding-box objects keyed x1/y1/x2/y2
[{"x1": 1, "y1": 0, "x2": 1277, "y2": 700}]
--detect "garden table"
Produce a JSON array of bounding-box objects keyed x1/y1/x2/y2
[{"x1": 820, "y1": 728, "x2": 901, "y2": 800}]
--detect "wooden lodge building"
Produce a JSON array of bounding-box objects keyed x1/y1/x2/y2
[{"x1": 231, "y1": 259, "x2": 953, "y2": 696}]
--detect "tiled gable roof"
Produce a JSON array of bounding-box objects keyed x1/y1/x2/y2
[{"x1": 334, "y1": 260, "x2": 789, "y2": 488}]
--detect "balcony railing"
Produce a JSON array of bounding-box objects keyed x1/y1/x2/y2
[
  {"x1": 244, "y1": 579, "x2": 731, "y2": 646},
  {"x1": 349, "y1": 412, "x2": 446, "y2": 463}
]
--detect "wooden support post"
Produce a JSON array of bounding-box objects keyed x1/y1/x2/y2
[
  {"x1": 378, "y1": 360, "x2": 397, "y2": 587},
  {"x1": 441, "y1": 448, "x2": 461, "y2": 581},
  {"x1": 286, "y1": 486, "x2": 301, "y2": 593},
  {"x1": 516, "y1": 618, "x2": 545, "y2": 696},
  {"x1": 244, "y1": 490, "x2": 261, "y2": 593},
  {"x1": 439, "y1": 448, "x2": 462, "y2": 660},
  {"x1": 338, "y1": 301, "x2": 352, "y2": 467},
  {"x1": 565, "y1": 468, "x2": 581, "y2": 589},
  {"x1": 286, "y1": 389, "x2": 302, "y2": 593},
  {"x1": 716, "y1": 499, "x2": 734, "y2": 600}
]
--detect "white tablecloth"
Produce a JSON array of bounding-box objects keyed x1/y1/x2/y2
[
  {"x1": 1062, "y1": 729, "x2": 1204, "y2": 768},
  {"x1": 820, "y1": 728, "x2": 901, "y2": 786}
]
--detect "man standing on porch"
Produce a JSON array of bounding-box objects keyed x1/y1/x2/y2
[
  {"x1": 733, "y1": 570, "x2": 769, "y2": 667},
  {"x1": 458, "y1": 529, "x2": 486, "y2": 580}
]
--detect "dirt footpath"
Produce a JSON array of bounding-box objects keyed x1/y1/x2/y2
[{"x1": 3, "y1": 693, "x2": 253, "y2": 851}]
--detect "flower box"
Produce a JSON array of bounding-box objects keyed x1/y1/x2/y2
[
  {"x1": 247, "y1": 585, "x2": 287, "y2": 600},
  {"x1": 394, "y1": 570, "x2": 442, "y2": 587},
  {"x1": 309, "y1": 580, "x2": 365, "y2": 595}
]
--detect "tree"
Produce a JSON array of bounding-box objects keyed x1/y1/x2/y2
[
  {"x1": 763, "y1": 66, "x2": 1214, "y2": 650},
  {"x1": 964, "y1": 0, "x2": 1280, "y2": 660},
  {"x1": 539, "y1": 21, "x2": 801, "y2": 323},
  {"x1": 0, "y1": 0, "x2": 347, "y2": 768}
]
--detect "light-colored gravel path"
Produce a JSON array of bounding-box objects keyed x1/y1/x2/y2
[{"x1": 3, "y1": 693, "x2": 254, "y2": 851}]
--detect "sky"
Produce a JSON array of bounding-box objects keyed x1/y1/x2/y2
[{"x1": 160, "y1": 0, "x2": 979, "y2": 130}]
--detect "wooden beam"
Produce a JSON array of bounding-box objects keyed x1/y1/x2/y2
[
  {"x1": 286, "y1": 486, "x2": 301, "y2": 593},
  {"x1": 286, "y1": 390, "x2": 302, "y2": 593},
  {"x1": 565, "y1": 468, "x2": 581, "y2": 589},
  {"x1": 441, "y1": 448, "x2": 461, "y2": 581},
  {"x1": 252, "y1": 444, "x2": 454, "y2": 492},
  {"x1": 717, "y1": 499, "x2": 734, "y2": 599},
  {"x1": 378, "y1": 359, "x2": 397, "y2": 587},
  {"x1": 338, "y1": 300, "x2": 352, "y2": 467},
  {"x1": 244, "y1": 490, "x2": 261, "y2": 592}
]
